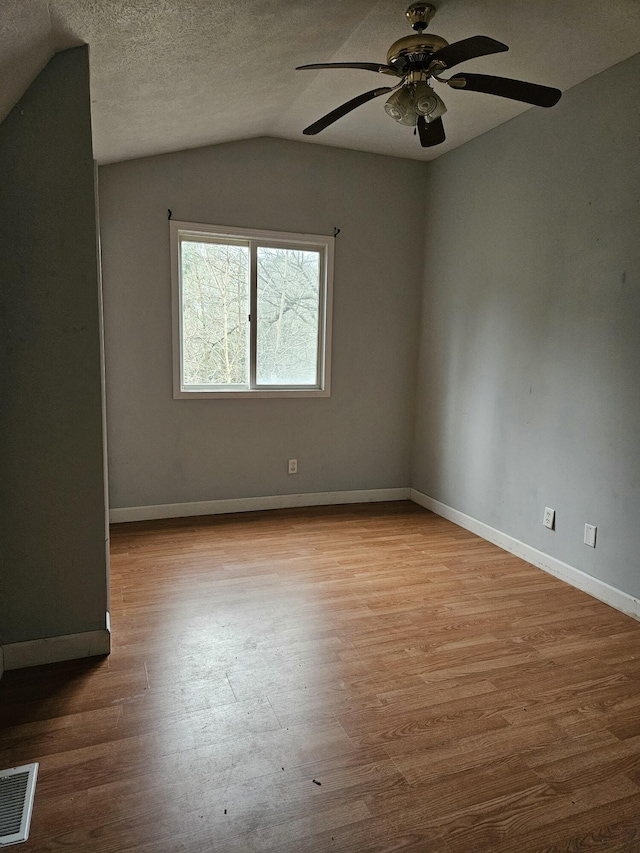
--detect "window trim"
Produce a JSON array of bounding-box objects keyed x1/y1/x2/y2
[{"x1": 170, "y1": 221, "x2": 334, "y2": 399}]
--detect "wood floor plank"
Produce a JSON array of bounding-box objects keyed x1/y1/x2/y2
[
  {"x1": 2, "y1": 501, "x2": 640, "y2": 851},
  {"x1": 489, "y1": 790, "x2": 640, "y2": 853}
]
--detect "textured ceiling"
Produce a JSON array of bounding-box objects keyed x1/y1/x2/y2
[{"x1": 2, "y1": 0, "x2": 640, "y2": 164}]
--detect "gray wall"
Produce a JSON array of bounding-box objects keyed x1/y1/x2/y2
[
  {"x1": 413, "y1": 54, "x2": 640, "y2": 597},
  {"x1": 99, "y1": 138, "x2": 425, "y2": 509},
  {"x1": 0, "y1": 46, "x2": 108, "y2": 644}
]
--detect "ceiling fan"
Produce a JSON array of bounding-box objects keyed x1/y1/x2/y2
[{"x1": 297, "y1": 3, "x2": 562, "y2": 147}]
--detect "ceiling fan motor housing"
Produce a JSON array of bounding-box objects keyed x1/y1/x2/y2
[{"x1": 386, "y1": 33, "x2": 449, "y2": 73}]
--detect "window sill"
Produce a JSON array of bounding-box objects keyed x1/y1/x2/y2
[{"x1": 173, "y1": 388, "x2": 331, "y2": 400}]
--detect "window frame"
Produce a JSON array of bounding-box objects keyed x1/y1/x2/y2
[{"x1": 170, "y1": 221, "x2": 334, "y2": 399}]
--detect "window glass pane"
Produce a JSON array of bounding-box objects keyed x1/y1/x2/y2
[
  {"x1": 256, "y1": 247, "x2": 320, "y2": 386},
  {"x1": 181, "y1": 240, "x2": 249, "y2": 386}
]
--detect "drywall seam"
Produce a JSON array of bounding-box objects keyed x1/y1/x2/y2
[
  {"x1": 411, "y1": 489, "x2": 640, "y2": 621},
  {"x1": 109, "y1": 488, "x2": 411, "y2": 523}
]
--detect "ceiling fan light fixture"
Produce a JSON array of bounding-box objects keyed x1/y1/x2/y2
[
  {"x1": 414, "y1": 83, "x2": 447, "y2": 120},
  {"x1": 384, "y1": 87, "x2": 418, "y2": 126},
  {"x1": 385, "y1": 83, "x2": 446, "y2": 126}
]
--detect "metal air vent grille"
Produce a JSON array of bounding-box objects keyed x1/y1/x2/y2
[{"x1": 0, "y1": 764, "x2": 38, "y2": 847}]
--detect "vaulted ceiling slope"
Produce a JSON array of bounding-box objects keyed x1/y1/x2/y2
[{"x1": 3, "y1": 0, "x2": 640, "y2": 164}]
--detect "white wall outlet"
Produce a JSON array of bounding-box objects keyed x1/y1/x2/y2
[
  {"x1": 288, "y1": 458, "x2": 298, "y2": 474},
  {"x1": 584, "y1": 523, "x2": 597, "y2": 547},
  {"x1": 543, "y1": 507, "x2": 555, "y2": 530}
]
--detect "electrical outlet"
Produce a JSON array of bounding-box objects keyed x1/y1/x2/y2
[
  {"x1": 543, "y1": 507, "x2": 555, "y2": 530},
  {"x1": 584, "y1": 523, "x2": 597, "y2": 547},
  {"x1": 288, "y1": 458, "x2": 298, "y2": 475}
]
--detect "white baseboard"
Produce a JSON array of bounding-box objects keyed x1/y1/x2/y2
[
  {"x1": 109, "y1": 488, "x2": 411, "y2": 523},
  {"x1": 411, "y1": 489, "x2": 640, "y2": 622},
  {"x1": 106, "y1": 485, "x2": 639, "y2": 625},
  {"x1": 2, "y1": 628, "x2": 111, "y2": 671}
]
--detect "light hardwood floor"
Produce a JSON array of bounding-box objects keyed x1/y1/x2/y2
[{"x1": 2, "y1": 502, "x2": 640, "y2": 851}]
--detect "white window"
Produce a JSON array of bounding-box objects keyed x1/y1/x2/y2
[{"x1": 170, "y1": 221, "x2": 334, "y2": 398}]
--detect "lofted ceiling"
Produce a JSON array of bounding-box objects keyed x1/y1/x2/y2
[{"x1": 2, "y1": 0, "x2": 640, "y2": 165}]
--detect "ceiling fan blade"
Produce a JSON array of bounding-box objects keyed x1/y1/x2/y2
[
  {"x1": 417, "y1": 115, "x2": 446, "y2": 148},
  {"x1": 429, "y1": 36, "x2": 508, "y2": 70},
  {"x1": 303, "y1": 87, "x2": 393, "y2": 135},
  {"x1": 297, "y1": 62, "x2": 398, "y2": 76},
  {"x1": 449, "y1": 73, "x2": 562, "y2": 107}
]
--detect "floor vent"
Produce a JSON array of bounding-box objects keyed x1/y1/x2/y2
[{"x1": 0, "y1": 764, "x2": 38, "y2": 847}]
